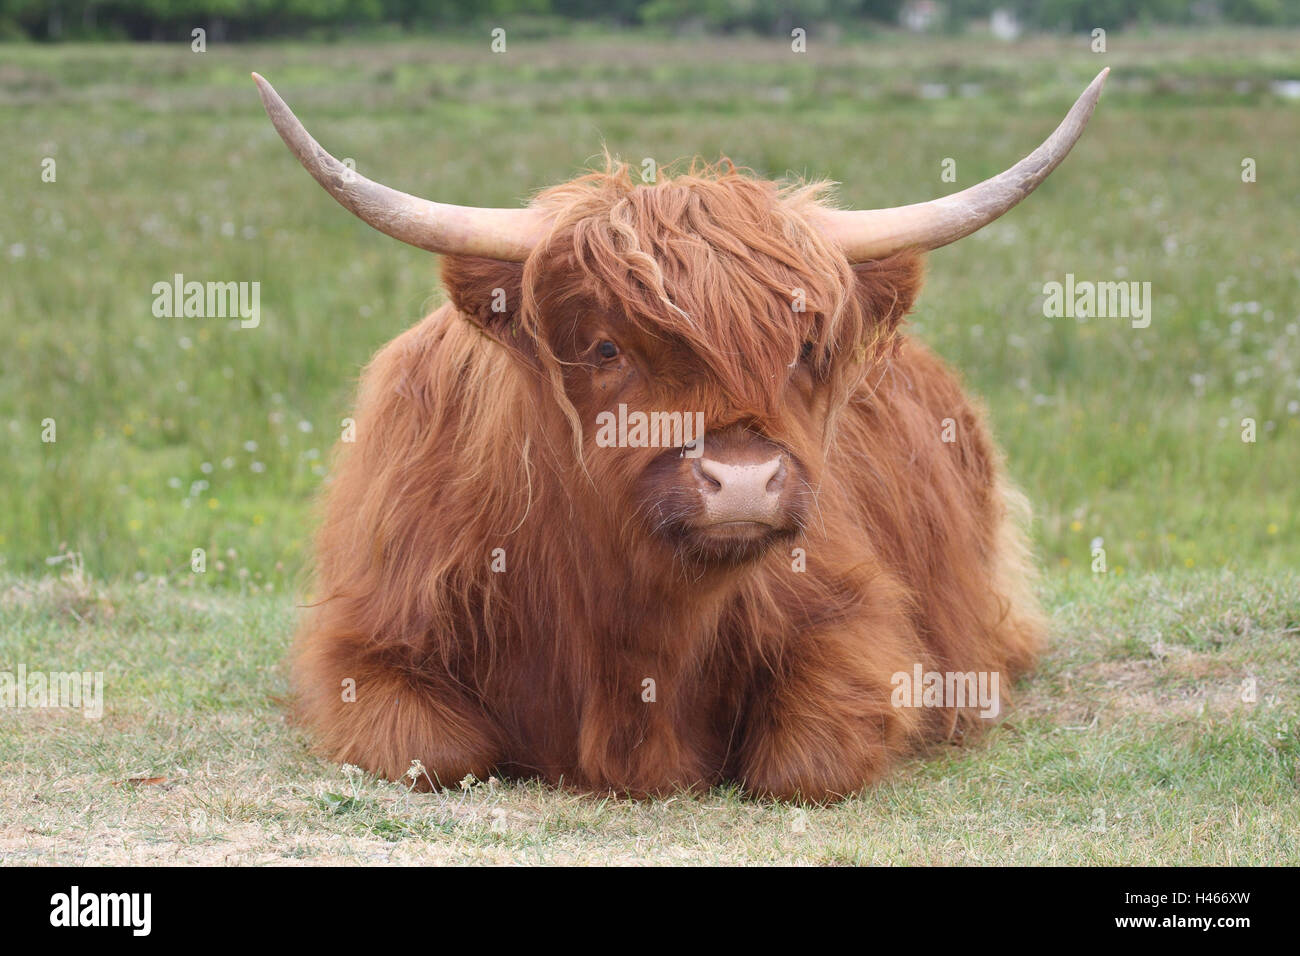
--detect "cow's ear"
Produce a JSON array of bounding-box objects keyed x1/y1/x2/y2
[
  {"x1": 440, "y1": 255, "x2": 538, "y2": 366},
  {"x1": 850, "y1": 251, "x2": 925, "y2": 338}
]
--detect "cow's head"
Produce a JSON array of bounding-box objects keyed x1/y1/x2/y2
[
  {"x1": 438, "y1": 170, "x2": 930, "y2": 566},
  {"x1": 253, "y1": 70, "x2": 1106, "y2": 568}
]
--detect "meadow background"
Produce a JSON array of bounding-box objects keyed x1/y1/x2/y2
[{"x1": 0, "y1": 22, "x2": 1297, "y2": 863}]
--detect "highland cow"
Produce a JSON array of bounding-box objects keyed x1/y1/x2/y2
[{"x1": 254, "y1": 69, "x2": 1107, "y2": 801}]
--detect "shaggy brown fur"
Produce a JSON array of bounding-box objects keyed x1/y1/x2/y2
[{"x1": 293, "y1": 160, "x2": 1045, "y2": 802}]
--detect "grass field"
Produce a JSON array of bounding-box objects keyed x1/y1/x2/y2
[
  {"x1": 2, "y1": 566, "x2": 1295, "y2": 864},
  {"x1": 1, "y1": 28, "x2": 1297, "y2": 864}
]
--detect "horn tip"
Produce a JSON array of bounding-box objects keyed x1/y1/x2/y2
[
  {"x1": 251, "y1": 72, "x2": 280, "y2": 114},
  {"x1": 1076, "y1": 68, "x2": 1108, "y2": 110},
  {"x1": 251, "y1": 72, "x2": 276, "y2": 99}
]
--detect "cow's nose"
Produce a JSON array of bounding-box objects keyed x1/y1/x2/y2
[{"x1": 694, "y1": 455, "x2": 784, "y2": 524}]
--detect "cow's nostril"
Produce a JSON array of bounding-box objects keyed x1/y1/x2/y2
[
  {"x1": 697, "y1": 456, "x2": 782, "y2": 493},
  {"x1": 766, "y1": 460, "x2": 785, "y2": 494},
  {"x1": 694, "y1": 455, "x2": 784, "y2": 524},
  {"x1": 694, "y1": 457, "x2": 723, "y2": 490}
]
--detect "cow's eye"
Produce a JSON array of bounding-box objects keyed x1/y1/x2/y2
[
  {"x1": 597, "y1": 340, "x2": 620, "y2": 361},
  {"x1": 800, "y1": 340, "x2": 815, "y2": 362}
]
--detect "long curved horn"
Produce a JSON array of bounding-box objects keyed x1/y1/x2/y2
[
  {"x1": 812, "y1": 68, "x2": 1109, "y2": 263},
  {"x1": 252, "y1": 73, "x2": 544, "y2": 261}
]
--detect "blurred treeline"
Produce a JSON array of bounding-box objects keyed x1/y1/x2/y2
[{"x1": 5, "y1": 0, "x2": 1300, "y2": 42}]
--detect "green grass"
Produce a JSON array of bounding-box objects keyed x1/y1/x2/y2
[
  {"x1": 1, "y1": 29, "x2": 1297, "y2": 863},
  {"x1": 1, "y1": 566, "x2": 1295, "y2": 864},
  {"x1": 1, "y1": 29, "x2": 1298, "y2": 585}
]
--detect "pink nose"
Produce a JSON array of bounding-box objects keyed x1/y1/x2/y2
[{"x1": 694, "y1": 455, "x2": 784, "y2": 524}]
